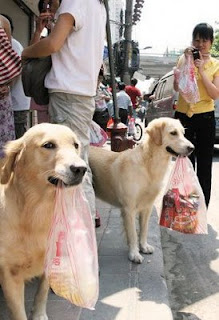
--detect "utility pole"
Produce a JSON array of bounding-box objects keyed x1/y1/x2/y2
[{"x1": 122, "y1": 0, "x2": 133, "y2": 84}]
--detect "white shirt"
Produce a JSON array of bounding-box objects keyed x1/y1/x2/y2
[
  {"x1": 45, "y1": 0, "x2": 106, "y2": 97},
  {"x1": 117, "y1": 90, "x2": 133, "y2": 110},
  {"x1": 11, "y1": 38, "x2": 30, "y2": 111}
]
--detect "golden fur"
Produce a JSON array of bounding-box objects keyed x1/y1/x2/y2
[
  {"x1": 0, "y1": 123, "x2": 86, "y2": 320},
  {"x1": 89, "y1": 118, "x2": 194, "y2": 263}
]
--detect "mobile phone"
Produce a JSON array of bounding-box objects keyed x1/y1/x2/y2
[{"x1": 192, "y1": 49, "x2": 200, "y2": 60}]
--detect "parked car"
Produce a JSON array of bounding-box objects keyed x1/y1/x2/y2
[
  {"x1": 146, "y1": 70, "x2": 177, "y2": 124},
  {"x1": 146, "y1": 71, "x2": 219, "y2": 144}
]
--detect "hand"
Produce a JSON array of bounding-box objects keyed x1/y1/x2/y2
[
  {"x1": 184, "y1": 46, "x2": 195, "y2": 58},
  {"x1": 193, "y1": 51, "x2": 204, "y2": 72},
  {"x1": 35, "y1": 12, "x2": 54, "y2": 32}
]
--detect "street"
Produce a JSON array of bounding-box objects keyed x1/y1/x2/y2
[{"x1": 158, "y1": 148, "x2": 219, "y2": 320}]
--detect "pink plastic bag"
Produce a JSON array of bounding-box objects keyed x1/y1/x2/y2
[
  {"x1": 90, "y1": 120, "x2": 108, "y2": 147},
  {"x1": 128, "y1": 116, "x2": 135, "y2": 135},
  {"x1": 176, "y1": 55, "x2": 200, "y2": 104},
  {"x1": 160, "y1": 156, "x2": 207, "y2": 234},
  {"x1": 44, "y1": 184, "x2": 99, "y2": 309}
]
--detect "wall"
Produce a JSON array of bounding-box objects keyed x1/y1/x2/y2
[{"x1": 0, "y1": 0, "x2": 31, "y2": 47}]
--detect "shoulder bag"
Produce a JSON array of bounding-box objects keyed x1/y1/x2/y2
[{"x1": 22, "y1": 55, "x2": 52, "y2": 105}]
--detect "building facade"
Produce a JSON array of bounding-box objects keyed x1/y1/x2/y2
[
  {"x1": 109, "y1": 0, "x2": 125, "y2": 44},
  {"x1": 0, "y1": 0, "x2": 36, "y2": 47}
]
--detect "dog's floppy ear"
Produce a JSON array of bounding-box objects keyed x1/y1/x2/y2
[
  {"x1": 146, "y1": 121, "x2": 165, "y2": 146},
  {"x1": 1, "y1": 138, "x2": 24, "y2": 184}
]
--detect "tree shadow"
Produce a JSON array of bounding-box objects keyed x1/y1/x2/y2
[{"x1": 161, "y1": 223, "x2": 219, "y2": 320}]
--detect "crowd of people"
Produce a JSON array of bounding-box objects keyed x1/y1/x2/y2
[{"x1": 0, "y1": 0, "x2": 219, "y2": 210}]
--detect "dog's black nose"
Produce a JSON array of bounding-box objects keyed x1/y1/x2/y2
[
  {"x1": 70, "y1": 165, "x2": 87, "y2": 177},
  {"x1": 187, "y1": 146, "x2": 195, "y2": 154}
]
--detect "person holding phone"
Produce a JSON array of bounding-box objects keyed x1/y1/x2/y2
[{"x1": 174, "y1": 23, "x2": 219, "y2": 207}]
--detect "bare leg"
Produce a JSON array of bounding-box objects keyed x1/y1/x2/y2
[
  {"x1": 139, "y1": 207, "x2": 154, "y2": 254},
  {"x1": 121, "y1": 208, "x2": 143, "y2": 263},
  {"x1": 30, "y1": 274, "x2": 49, "y2": 320}
]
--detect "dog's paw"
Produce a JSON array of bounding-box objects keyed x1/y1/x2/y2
[
  {"x1": 140, "y1": 243, "x2": 154, "y2": 254},
  {"x1": 128, "y1": 251, "x2": 144, "y2": 264}
]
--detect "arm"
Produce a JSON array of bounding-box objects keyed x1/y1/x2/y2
[
  {"x1": 196, "y1": 57, "x2": 219, "y2": 99},
  {"x1": 30, "y1": 13, "x2": 51, "y2": 45},
  {"x1": 0, "y1": 15, "x2": 11, "y2": 41},
  {"x1": 22, "y1": 13, "x2": 74, "y2": 58}
]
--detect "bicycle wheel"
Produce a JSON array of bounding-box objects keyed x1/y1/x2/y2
[{"x1": 134, "y1": 123, "x2": 143, "y2": 141}]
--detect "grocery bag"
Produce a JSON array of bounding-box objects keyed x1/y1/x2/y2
[
  {"x1": 176, "y1": 54, "x2": 200, "y2": 104},
  {"x1": 90, "y1": 120, "x2": 108, "y2": 147},
  {"x1": 160, "y1": 156, "x2": 207, "y2": 234},
  {"x1": 44, "y1": 183, "x2": 99, "y2": 309}
]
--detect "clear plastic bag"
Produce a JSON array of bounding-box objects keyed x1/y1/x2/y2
[
  {"x1": 160, "y1": 156, "x2": 207, "y2": 234},
  {"x1": 90, "y1": 120, "x2": 108, "y2": 147},
  {"x1": 176, "y1": 54, "x2": 200, "y2": 104},
  {"x1": 44, "y1": 184, "x2": 99, "y2": 309}
]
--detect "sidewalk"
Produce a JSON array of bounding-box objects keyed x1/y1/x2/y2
[
  {"x1": 0, "y1": 199, "x2": 173, "y2": 320},
  {"x1": 79, "y1": 199, "x2": 173, "y2": 320}
]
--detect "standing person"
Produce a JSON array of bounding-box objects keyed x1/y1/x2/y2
[
  {"x1": 174, "y1": 23, "x2": 219, "y2": 207},
  {"x1": 0, "y1": 14, "x2": 18, "y2": 158},
  {"x1": 1, "y1": 14, "x2": 31, "y2": 138},
  {"x1": 29, "y1": 0, "x2": 62, "y2": 124},
  {"x1": 125, "y1": 78, "x2": 142, "y2": 118},
  {"x1": 93, "y1": 69, "x2": 110, "y2": 132},
  {"x1": 22, "y1": 0, "x2": 106, "y2": 221},
  {"x1": 116, "y1": 82, "x2": 133, "y2": 125}
]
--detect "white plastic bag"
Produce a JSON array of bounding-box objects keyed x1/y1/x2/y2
[
  {"x1": 176, "y1": 55, "x2": 200, "y2": 104},
  {"x1": 90, "y1": 120, "x2": 108, "y2": 147},
  {"x1": 44, "y1": 184, "x2": 99, "y2": 309},
  {"x1": 160, "y1": 156, "x2": 207, "y2": 234}
]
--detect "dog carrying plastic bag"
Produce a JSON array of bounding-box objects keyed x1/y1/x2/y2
[
  {"x1": 44, "y1": 183, "x2": 99, "y2": 309},
  {"x1": 175, "y1": 54, "x2": 200, "y2": 104},
  {"x1": 90, "y1": 120, "x2": 108, "y2": 147},
  {"x1": 160, "y1": 156, "x2": 207, "y2": 234}
]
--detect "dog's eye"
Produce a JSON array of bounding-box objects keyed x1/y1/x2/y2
[
  {"x1": 170, "y1": 131, "x2": 177, "y2": 136},
  {"x1": 74, "y1": 143, "x2": 79, "y2": 149},
  {"x1": 42, "y1": 142, "x2": 56, "y2": 149}
]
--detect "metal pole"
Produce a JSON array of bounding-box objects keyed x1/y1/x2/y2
[
  {"x1": 103, "y1": 0, "x2": 120, "y2": 123},
  {"x1": 122, "y1": 0, "x2": 133, "y2": 84}
]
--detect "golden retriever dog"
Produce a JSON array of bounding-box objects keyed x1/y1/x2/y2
[
  {"x1": 0, "y1": 123, "x2": 87, "y2": 320},
  {"x1": 89, "y1": 118, "x2": 194, "y2": 263}
]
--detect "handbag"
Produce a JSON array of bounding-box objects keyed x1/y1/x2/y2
[
  {"x1": 0, "y1": 28, "x2": 22, "y2": 85},
  {"x1": 22, "y1": 55, "x2": 52, "y2": 105}
]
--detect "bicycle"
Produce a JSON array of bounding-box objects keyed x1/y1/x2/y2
[
  {"x1": 134, "y1": 120, "x2": 143, "y2": 141},
  {"x1": 127, "y1": 116, "x2": 143, "y2": 142}
]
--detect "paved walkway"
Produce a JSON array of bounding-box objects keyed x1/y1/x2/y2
[{"x1": 0, "y1": 198, "x2": 173, "y2": 320}]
